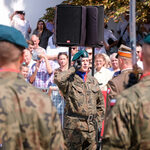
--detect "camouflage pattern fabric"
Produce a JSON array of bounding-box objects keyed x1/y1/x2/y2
[
  {"x1": 63, "y1": 128, "x2": 97, "y2": 150},
  {"x1": 54, "y1": 67, "x2": 105, "y2": 150},
  {"x1": 0, "y1": 72, "x2": 64, "y2": 150},
  {"x1": 102, "y1": 75, "x2": 150, "y2": 150}
]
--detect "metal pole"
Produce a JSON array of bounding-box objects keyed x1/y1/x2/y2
[
  {"x1": 69, "y1": 47, "x2": 72, "y2": 67},
  {"x1": 130, "y1": 0, "x2": 136, "y2": 68},
  {"x1": 92, "y1": 47, "x2": 95, "y2": 76}
]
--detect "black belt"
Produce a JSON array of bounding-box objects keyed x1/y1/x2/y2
[{"x1": 67, "y1": 113, "x2": 97, "y2": 122}]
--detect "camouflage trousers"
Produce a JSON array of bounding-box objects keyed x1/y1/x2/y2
[{"x1": 63, "y1": 128, "x2": 97, "y2": 150}]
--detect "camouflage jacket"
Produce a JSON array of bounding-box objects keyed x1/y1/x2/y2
[
  {"x1": 54, "y1": 67, "x2": 105, "y2": 131},
  {"x1": 0, "y1": 72, "x2": 64, "y2": 150},
  {"x1": 102, "y1": 75, "x2": 150, "y2": 150}
]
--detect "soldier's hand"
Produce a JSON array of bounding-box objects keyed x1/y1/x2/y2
[{"x1": 73, "y1": 57, "x2": 82, "y2": 71}]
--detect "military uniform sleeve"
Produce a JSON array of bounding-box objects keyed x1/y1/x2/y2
[
  {"x1": 102, "y1": 93, "x2": 138, "y2": 150},
  {"x1": 107, "y1": 79, "x2": 118, "y2": 101},
  {"x1": 54, "y1": 67, "x2": 75, "y2": 95}
]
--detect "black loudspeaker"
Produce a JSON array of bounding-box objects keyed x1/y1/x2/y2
[
  {"x1": 54, "y1": 4, "x2": 86, "y2": 46},
  {"x1": 85, "y1": 6, "x2": 104, "y2": 47},
  {"x1": 54, "y1": 5, "x2": 104, "y2": 47}
]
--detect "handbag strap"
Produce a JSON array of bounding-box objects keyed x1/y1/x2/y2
[{"x1": 122, "y1": 23, "x2": 129, "y2": 36}]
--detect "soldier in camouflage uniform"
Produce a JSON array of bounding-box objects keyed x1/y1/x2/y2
[
  {"x1": 0, "y1": 25, "x2": 64, "y2": 150},
  {"x1": 54, "y1": 50, "x2": 105, "y2": 150},
  {"x1": 102, "y1": 34, "x2": 150, "y2": 149}
]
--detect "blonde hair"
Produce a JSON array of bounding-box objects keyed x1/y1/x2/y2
[{"x1": 102, "y1": 53, "x2": 111, "y2": 68}]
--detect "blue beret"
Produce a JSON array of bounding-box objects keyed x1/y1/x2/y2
[
  {"x1": 0, "y1": 25, "x2": 28, "y2": 49},
  {"x1": 144, "y1": 34, "x2": 150, "y2": 44},
  {"x1": 72, "y1": 50, "x2": 88, "y2": 61}
]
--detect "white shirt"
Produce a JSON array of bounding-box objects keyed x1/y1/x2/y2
[
  {"x1": 137, "y1": 60, "x2": 143, "y2": 70},
  {"x1": 94, "y1": 67, "x2": 113, "y2": 91},
  {"x1": 11, "y1": 15, "x2": 30, "y2": 40},
  {"x1": 46, "y1": 35, "x2": 69, "y2": 56}
]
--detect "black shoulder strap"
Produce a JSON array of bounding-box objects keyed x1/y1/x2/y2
[{"x1": 122, "y1": 23, "x2": 129, "y2": 36}]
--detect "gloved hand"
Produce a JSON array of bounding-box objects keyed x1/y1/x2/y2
[{"x1": 73, "y1": 57, "x2": 82, "y2": 71}]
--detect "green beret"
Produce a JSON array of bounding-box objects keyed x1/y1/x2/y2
[
  {"x1": 0, "y1": 25, "x2": 28, "y2": 49},
  {"x1": 72, "y1": 50, "x2": 88, "y2": 61},
  {"x1": 144, "y1": 34, "x2": 150, "y2": 44}
]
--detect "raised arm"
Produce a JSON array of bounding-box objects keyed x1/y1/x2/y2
[{"x1": 54, "y1": 67, "x2": 75, "y2": 95}]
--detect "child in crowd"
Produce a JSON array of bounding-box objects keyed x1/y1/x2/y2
[{"x1": 20, "y1": 62, "x2": 29, "y2": 81}]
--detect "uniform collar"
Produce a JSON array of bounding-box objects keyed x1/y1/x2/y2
[
  {"x1": 0, "y1": 71, "x2": 23, "y2": 80},
  {"x1": 0, "y1": 68, "x2": 20, "y2": 73},
  {"x1": 121, "y1": 68, "x2": 132, "y2": 73},
  {"x1": 74, "y1": 72, "x2": 91, "y2": 83}
]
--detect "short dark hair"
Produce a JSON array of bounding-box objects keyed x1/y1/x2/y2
[
  {"x1": 0, "y1": 41, "x2": 22, "y2": 65},
  {"x1": 57, "y1": 52, "x2": 68, "y2": 59}
]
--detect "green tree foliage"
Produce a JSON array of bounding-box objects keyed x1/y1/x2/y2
[
  {"x1": 42, "y1": 0, "x2": 150, "y2": 23},
  {"x1": 41, "y1": 7, "x2": 55, "y2": 22}
]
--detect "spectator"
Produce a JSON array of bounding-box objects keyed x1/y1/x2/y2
[
  {"x1": 71, "y1": 46, "x2": 78, "y2": 57},
  {"x1": 33, "y1": 20, "x2": 52, "y2": 49},
  {"x1": 46, "y1": 34, "x2": 69, "y2": 61},
  {"x1": 10, "y1": 10, "x2": 31, "y2": 40},
  {"x1": 23, "y1": 49, "x2": 35, "y2": 71},
  {"x1": 104, "y1": 23, "x2": 118, "y2": 55},
  {"x1": 136, "y1": 43, "x2": 143, "y2": 69},
  {"x1": 102, "y1": 53, "x2": 112, "y2": 69},
  {"x1": 94, "y1": 54, "x2": 113, "y2": 91},
  {"x1": 27, "y1": 40, "x2": 34, "y2": 53},
  {"x1": 28, "y1": 50, "x2": 58, "y2": 92},
  {"x1": 122, "y1": 24, "x2": 130, "y2": 47},
  {"x1": 46, "y1": 20, "x2": 54, "y2": 33},
  {"x1": 30, "y1": 34, "x2": 45, "y2": 52},
  {"x1": 86, "y1": 47, "x2": 93, "y2": 68},
  {"x1": 49, "y1": 52, "x2": 69, "y2": 127},
  {"x1": 117, "y1": 12, "x2": 129, "y2": 38},
  {"x1": 20, "y1": 62, "x2": 29, "y2": 81},
  {"x1": 109, "y1": 53, "x2": 120, "y2": 77}
]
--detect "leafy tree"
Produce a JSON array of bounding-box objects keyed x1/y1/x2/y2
[
  {"x1": 42, "y1": 0, "x2": 150, "y2": 24},
  {"x1": 41, "y1": 7, "x2": 55, "y2": 22}
]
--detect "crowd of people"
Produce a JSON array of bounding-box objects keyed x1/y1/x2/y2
[{"x1": 0, "y1": 9, "x2": 150, "y2": 149}]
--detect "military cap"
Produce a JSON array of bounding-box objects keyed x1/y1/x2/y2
[
  {"x1": 0, "y1": 25, "x2": 28, "y2": 49},
  {"x1": 143, "y1": 34, "x2": 150, "y2": 44},
  {"x1": 116, "y1": 44, "x2": 132, "y2": 58},
  {"x1": 72, "y1": 50, "x2": 88, "y2": 61}
]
